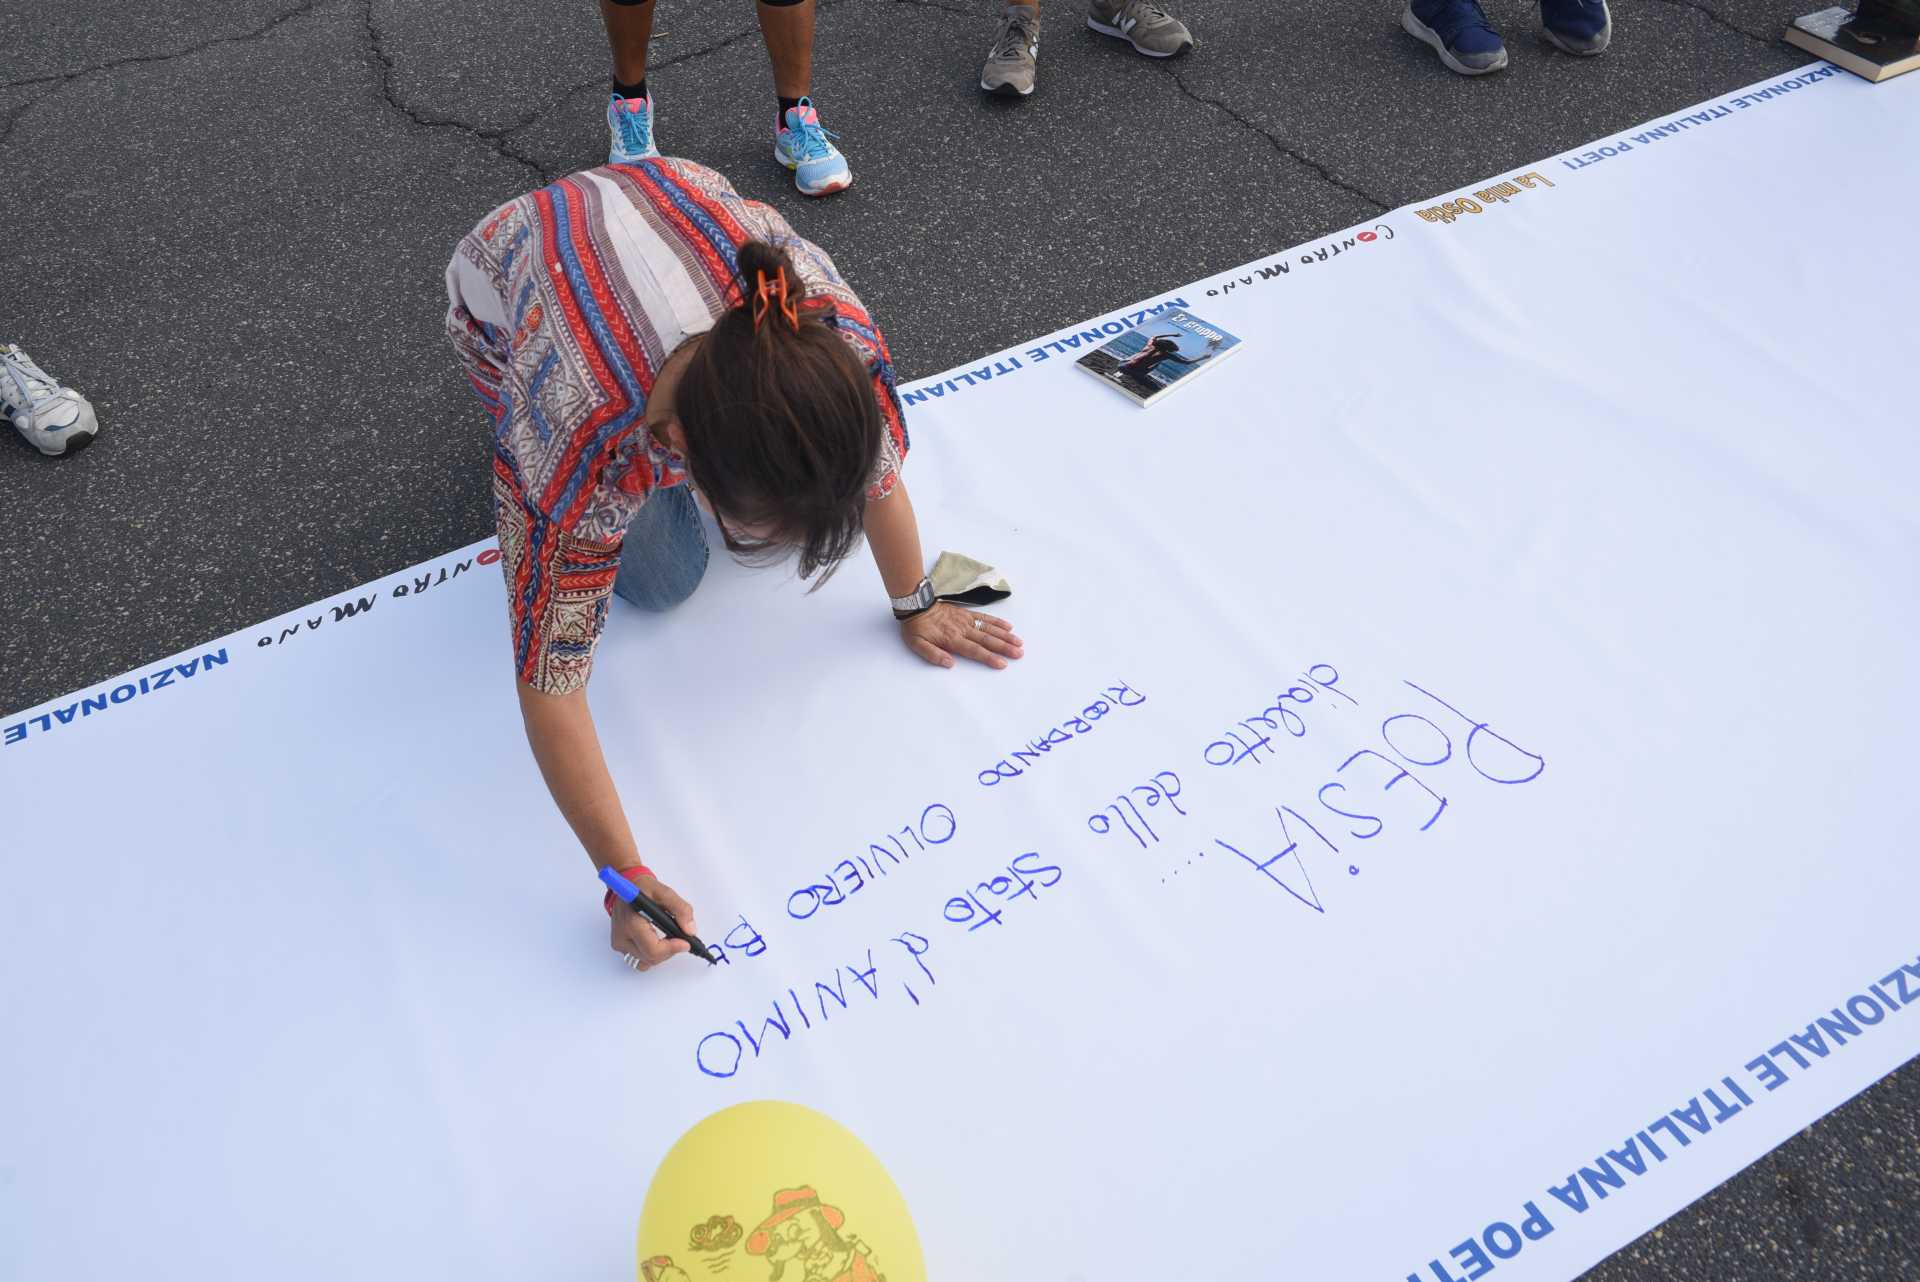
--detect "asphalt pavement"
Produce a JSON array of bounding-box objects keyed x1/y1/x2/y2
[{"x1": 1, "y1": 1, "x2": 1913, "y2": 1276}]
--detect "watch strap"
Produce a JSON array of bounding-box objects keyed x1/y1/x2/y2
[{"x1": 890, "y1": 575, "x2": 936, "y2": 620}]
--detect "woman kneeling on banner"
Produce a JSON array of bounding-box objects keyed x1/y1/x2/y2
[{"x1": 446, "y1": 158, "x2": 1022, "y2": 972}]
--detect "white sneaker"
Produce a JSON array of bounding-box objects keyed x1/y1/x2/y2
[{"x1": 2, "y1": 344, "x2": 98, "y2": 456}]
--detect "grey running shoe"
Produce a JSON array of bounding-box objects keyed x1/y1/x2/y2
[
  {"x1": 1, "y1": 344, "x2": 97, "y2": 457},
  {"x1": 1538, "y1": 0, "x2": 1611, "y2": 55},
  {"x1": 1086, "y1": 0, "x2": 1195, "y2": 57},
  {"x1": 982, "y1": 5, "x2": 1041, "y2": 96}
]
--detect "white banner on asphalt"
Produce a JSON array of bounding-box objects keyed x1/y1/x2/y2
[{"x1": 5, "y1": 61, "x2": 1917, "y2": 1282}]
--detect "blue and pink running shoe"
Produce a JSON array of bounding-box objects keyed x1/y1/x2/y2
[
  {"x1": 607, "y1": 93, "x2": 661, "y2": 163},
  {"x1": 774, "y1": 98, "x2": 852, "y2": 197}
]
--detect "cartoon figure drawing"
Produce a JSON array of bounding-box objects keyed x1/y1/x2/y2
[
  {"x1": 642, "y1": 1256, "x2": 694, "y2": 1282},
  {"x1": 744, "y1": 1186, "x2": 885, "y2": 1281}
]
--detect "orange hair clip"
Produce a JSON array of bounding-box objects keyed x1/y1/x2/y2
[{"x1": 751, "y1": 267, "x2": 801, "y2": 333}]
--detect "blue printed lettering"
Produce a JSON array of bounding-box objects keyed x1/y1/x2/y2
[
  {"x1": 1747, "y1": 1052, "x2": 1789, "y2": 1091},
  {"x1": 1847, "y1": 993, "x2": 1886, "y2": 1025},
  {"x1": 1816, "y1": 1009, "x2": 1861, "y2": 1045},
  {"x1": 1576, "y1": 1157, "x2": 1625, "y2": 1200},
  {"x1": 1671, "y1": 1098, "x2": 1711, "y2": 1135},
  {"x1": 1606, "y1": 1137, "x2": 1647, "y2": 1176},
  {"x1": 1702, "y1": 1087, "x2": 1742, "y2": 1123},
  {"x1": 1547, "y1": 1175, "x2": 1588, "y2": 1214},
  {"x1": 1448, "y1": 1238, "x2": 1493, "y2": 1280}
]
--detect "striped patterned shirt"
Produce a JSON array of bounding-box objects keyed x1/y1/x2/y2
[{"x1": 445, "y1": 158, "x2": 908, "y2": 695}]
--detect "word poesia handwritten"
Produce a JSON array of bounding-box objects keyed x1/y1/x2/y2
[{"x1": 1210, "y1": 680, "x2": 1545, "y2": 912}]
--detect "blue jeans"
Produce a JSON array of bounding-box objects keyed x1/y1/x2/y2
[{"x1": 612, "y1": 485, "x2": 709, "y2": 611}]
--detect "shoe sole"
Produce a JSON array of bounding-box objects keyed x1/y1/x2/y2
[
  {"x1": 14, "y1": 429, "x2": 94, "y2": 457},
  {"x1": 773, "y1": 145, "x2": 853, "y2": 197},
  {"x1": 1540, "y1": 13, "x2": 1611, "y2": 54},
  {"x1": 1401, "y1": 6, "x2": 1509, "y2": 74},
  {"x1": 981, "y1": 77, "x2": 1036, "y2": 96},
  {"x1": 1085, "y1": 18, "x2": 1193, "y2": 57},
  {"x1": 3, "y1": 405, "x2": 95, "y2": 456}
]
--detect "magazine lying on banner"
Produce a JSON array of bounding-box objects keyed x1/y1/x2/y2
[{"x1": 1076, "y1": 307, "x2": 1242, "y2": 406}]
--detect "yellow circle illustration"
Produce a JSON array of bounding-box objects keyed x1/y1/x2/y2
[{"x1": 638, "y1": 1100, "x2": 924, "y2": 1282}]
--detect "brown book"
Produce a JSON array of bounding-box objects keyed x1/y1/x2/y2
[{"x1": 1784, "y1": 6, "x2": 1920, "y2": 81}]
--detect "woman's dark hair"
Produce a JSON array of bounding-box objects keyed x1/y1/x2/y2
[{"x1": 673, "y1": 240, "x2": 883, "y2": 585}]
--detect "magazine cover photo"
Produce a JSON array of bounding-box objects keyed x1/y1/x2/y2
[{"x1": 1076, "y1": 308, "x2": 1242, "y2": 406}]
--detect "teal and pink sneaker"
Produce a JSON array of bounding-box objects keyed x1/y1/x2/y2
[
  {"x1": 773, "y1": 98, "x2": 852, "y2": 197},
  {"x1": 608, "y1": 93, "x2": 660, "y2": 164}
]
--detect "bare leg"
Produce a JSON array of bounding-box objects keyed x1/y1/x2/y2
[
  {"x1": 757, "y1": 0, "x2": 816, "y2": 100},
  {"x1": 599, "y1": 0, "x2": 656, "y2": 88}
]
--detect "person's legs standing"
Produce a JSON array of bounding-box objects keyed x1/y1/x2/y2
[
  {"x1": 759, "y1": 0, "x2": 815, "y2": 108},
  {"x1": 613, "y1": 486, "x2": 711, "y2": 611},
  {"x1": 763, "y1": 0, "x2": 853, "y2": 197},
  {"x1": 602, "y1": 0, "x2": 662, "y2": 162}
]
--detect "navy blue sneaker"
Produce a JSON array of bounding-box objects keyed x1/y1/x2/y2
[
  {"x1": 1539, "y1": 0, "x2": 1611, "y2": 54},
  {"x1": 1402, "y1": 0, "x2": 1509, "y2": 74}
]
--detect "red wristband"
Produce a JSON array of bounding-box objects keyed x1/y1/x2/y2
[{"x1": 603, "y1": 863, "x2": 656, "y2": 916}]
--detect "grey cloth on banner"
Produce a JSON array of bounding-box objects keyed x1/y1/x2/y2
[{"x1": 930, "y1": 551, "x2": 1012, "y2": 607}]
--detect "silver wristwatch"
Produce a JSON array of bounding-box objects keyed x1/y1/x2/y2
[{"x1": 890, "y1": 575, "x2": 936, "y2": 620}]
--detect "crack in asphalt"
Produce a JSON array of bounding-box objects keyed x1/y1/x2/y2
[
  {"x1": 1167, "y1": 70, "x2": 1395, "y2": 212},
  {"x1": 0, "y1": 0, "x2": 324, "y2": 153},
  {"x1": 361, "y1": 0, "x2": 557, "y2": 183},
  {"x1": 888, "y1": 0, "x2": 1395, "y2": 213},
  {"x1": 0, "y1": 87, "x2": 56, "y2": 155},
  {"x1": 1648, "y1": 0, "x2": 1781, "y2": 46},
  {"x1": 0, "y1": 1, "x2": 323, "y2": 91}
]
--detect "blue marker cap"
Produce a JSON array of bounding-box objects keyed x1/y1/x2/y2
[{"x1": 599, "y1": 865, "x2": 640, "y2": 903}]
